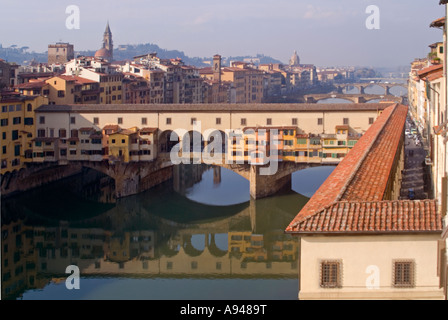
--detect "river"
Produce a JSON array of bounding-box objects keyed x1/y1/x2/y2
[{"x1": 1, "y1": 164, "x2": 335, "y2": 300}]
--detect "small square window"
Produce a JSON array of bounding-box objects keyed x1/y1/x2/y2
[
  {"x1": 142, "y1": 117, "x2": 147, "y2": 125},
  {"x1": 166, "y1": 118, "x2": 172, "y2": 125},
  {"x1": 94, "y1": 117, "x2": 99, "y2": 125},
  {"x1": 70, "y1": 117, "x2": 76, "y2": 124},
  {"x1": 369, "y1": 117, "x2": 374, "y2": 125},
  {"x1": 318, "y1": 118, "x2": 323, "y2": 125},
  {"x1": 292, "y1": 118, "x2": 298, "y2": 125},
  {"x1": 343, "y1": 118, "x2": 349, "y2": 125},
  {"x1": 118, "y1": 117, "x2": 123, "y2": 125},
  {"x1": 393, "y1": 260, "x2": 415, "y2": 288},
  {"x1": 216, "y1": 117, "x2": 221, "y2": 125},
  {"x1": 266, "y1": 118, "x2": 272, "y2": 125},
  {"x1": 241, "y1": 118, "x2": 247, "y2": 126},
  {"x1": 320, "y1": 260, "x2": 342, "y2": 288}
]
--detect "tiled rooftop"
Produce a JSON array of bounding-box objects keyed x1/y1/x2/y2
[
  {"x1": 288, "y1": 200, "x2": 442, "y2": 234},
  {"x1": 285, "y1": 103, "x2": 443, "y2": 234}
]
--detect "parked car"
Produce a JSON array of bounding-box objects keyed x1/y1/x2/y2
[
  {"x1": 405, "y1": 129, "x2": 410, "y2": 135},
  {"x1": 408, "y1": 188, "x2": 415, "y2": 200}
]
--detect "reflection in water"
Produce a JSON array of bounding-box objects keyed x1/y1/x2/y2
[{"x1": 1, "y1": 164, "x2": 334, "y2": 300}]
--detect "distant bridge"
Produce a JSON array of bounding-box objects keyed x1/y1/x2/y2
[
  {"x1": 304, "y1": 93, "x2": 405, "y2": 104},
  {"x1": 334, "y1": 82, "x2": 407, "y2": 96}
]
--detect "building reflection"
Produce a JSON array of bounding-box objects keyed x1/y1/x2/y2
[{"x1": 1, "y1": 164, "x2": 300, "y2": 299}]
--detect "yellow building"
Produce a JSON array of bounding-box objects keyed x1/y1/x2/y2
[
  {"x1": 108, "y1": 128, "x2": 138, "y2": 163},
  {"x1": 1, "y1": 93, "x2": 48, "y2": 175},
  {"x1": 44, "y1": 75, "x2": 100, "y2": 105}
]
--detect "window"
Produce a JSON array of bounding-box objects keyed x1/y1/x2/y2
[
  {"x1": 141, "y1": 117, "x2": 147, "y2": 125},
  {"x1": 70, "y1": 117, "x2": 76, "y2": 124},
  {"x1": 37, "y1": 129, "x2": 45, "y2": 137},
  {"x1": 94, "y1": 117, "x2": 99, "y2": 125},
  {"x1": 12, "y1": 130, "x2": 18, "y2": 141},
  {"x1": 241, "y1": 118, "x2": 247, "y2": 126},
  {"x1": 0, "y1": 119, "x2": 7, "y2": 127},
  {"x1": 369, "y1": 117, "x2": 374, "y2": 124},
  {"x1": 118, "y1": 117, "x2": 123, "y2": 125},
  {"x1": 166, "y1": 118, "x2": 172, "y2": 125},
  {"x1": 393, "y1": 260, "x2": 415, "y2": 288},
  {"x1": 2, "y1": 132, "x2": 5, "y2": 140},
  {"x1": 292, "y1": 118, "x2": 298, "y2": 125},
  {"x1": 343, "y1": 118, "x2": 349, "y2": 125},
  {"x1": 216, "y1": 117, "x2": 221, "y2": 125},
  {"x1": 59, "y1": 129, "x2": 67, "y2": 138},
  {"x1": 318, "y1": 118, "x2": 323, "y2": 125},
  {"x1": 320, "y1": 260, "x2": 342, "y2": 288},
  {"x1": 39, "y1": 116, "x2": 45, "y2": 124},
  {"x1": 27, "y1": 104, "x2": 32, "y2": 112},
  {"x1": 57, "y1": 90, "x2": 65, "y2": 98},
  {"x1": 266, "y1": 118, "x2": 272, "y2": 125}
]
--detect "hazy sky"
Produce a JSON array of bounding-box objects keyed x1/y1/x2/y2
[{"x1": 0, "y1": 0, "x2": 445, "y2": 67}]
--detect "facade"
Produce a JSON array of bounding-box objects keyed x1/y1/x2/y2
[
  {"x1": 0, "y1": 59, "x2": 19, "y2": 88},
  {"x1": 0, "y1": 92, "x2": 48, "y2": 175},
  {"x1": 31, "y1": 103, "x2": 387, "y2": 166},
  {"x1": 64, "y1": 57, "x2": 123, "y2": 104},
  {"x1": 47, "y1": 42, "x2": 74, "y2": 65},
  {"x1": 44, "y1": 75, "x2": 100, "y2": 105}
]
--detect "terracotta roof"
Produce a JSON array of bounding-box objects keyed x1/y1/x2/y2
[
  {"x1": 15, "y1": 81, "x2": 47, "y2": 89},
  {"x1": 417, "y1": 64, "x2": 443, "y2": 78},
  {"x1": 287, "y1": 200, "x2": 441, "y2": 234},
  {"x1": 430, "y1": 17, "x2": 445, "y2": 28},
  {"x1": 102, "y1": 124, "x2": 120, "y2": 131},
  {"x1": 139, "y1": 127, "x2": 158, "y2": 134},
  {"x1": 285, "y1": 104, "x2": 442, "y2": 234},
  {"x1": 425, "y1": 70, "x2": 444, "y2": 82}
]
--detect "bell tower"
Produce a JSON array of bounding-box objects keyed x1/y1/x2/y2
[
  {"x1": 103, "y1": 21, "x2": 113, "y2": 60},
  {"x1": 213, "y1": 54, "x2": 221, "y2": 83}
]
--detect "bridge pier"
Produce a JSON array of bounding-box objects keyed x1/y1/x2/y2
[
  {"x1": 359, "y1": 86, "x2": 365, "y2": 94},
  {"x1": 112, "y1": 164, "x2": 173, "y2": 198},
  {"x1": 249, "y1": 164, "x2": 292, "y2": 199}
]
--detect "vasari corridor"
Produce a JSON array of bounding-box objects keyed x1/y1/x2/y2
[{"x1": 0, "y1": 0, "x2": 447, "y2": 308}]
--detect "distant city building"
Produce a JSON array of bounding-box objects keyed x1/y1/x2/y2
[
  {"x1": 0, "y1": 59, "x2": 19, "y2": 88},
  {"x1": 95, "y1": 22, "x2": 113, "y2": 61},
  {"x1": 289, "y1": 50, "x2": 300, "y2": 67},
  {"x1": 47, "y1": 42, "x2": 74, "y2": 65}
]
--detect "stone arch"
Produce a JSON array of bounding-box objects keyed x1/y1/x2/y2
[
  {"x1": 203, "y1": 129, "x2": 228, "y2": 154},
  {"x1": 158, "y1": 130, "x2": 179, "y2": 154}
]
